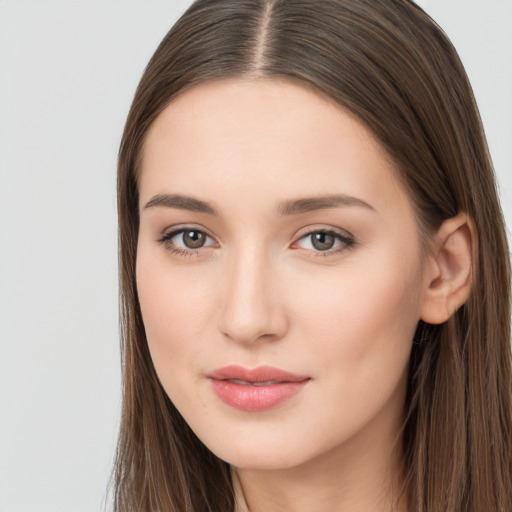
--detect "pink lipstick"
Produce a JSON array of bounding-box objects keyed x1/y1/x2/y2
[{"x1": 207, "y1": 365, "x2": 310, "y2": 412}]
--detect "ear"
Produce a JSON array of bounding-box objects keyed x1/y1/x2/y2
[{"x1": 420, "y1": 213, "x2": 474, "y2": 325}]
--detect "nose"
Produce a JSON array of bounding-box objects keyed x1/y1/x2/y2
[{"x1": 218, "y1": 247, "x2": 288, "y2": 345}]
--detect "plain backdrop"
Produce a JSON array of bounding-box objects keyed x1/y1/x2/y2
[{"x1": 0, "y1": 1, "x2": 510, "y2": 511}]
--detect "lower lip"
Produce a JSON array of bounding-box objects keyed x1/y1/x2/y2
[{"x1": 209, "y1": 379, "x2": 309, "y2": 412}]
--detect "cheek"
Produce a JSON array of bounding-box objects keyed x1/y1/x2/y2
[
  {"x1": 274, "y1": 254, "x2": 423, "y2": 450},
  {"x1": 135, "y1": 250, "x2": 216, "y2": 375},
  {"x1": 292, "y1": 252, "x2": 422, "y2": 378}
]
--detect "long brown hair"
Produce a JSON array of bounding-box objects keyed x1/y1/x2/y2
[{"x1": 113, "y1": 1, "x2": 512, "y2": 510}]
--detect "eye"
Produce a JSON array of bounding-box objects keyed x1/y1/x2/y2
[
  {"x1": 177, "y1": 229, "x2": 209, "y2": 249},
  {"x1": 293, "y1": 229, "x2": 355, "y2": 254},
  {"x1": 157, "y1": 227, "x2": 217, "y2": 254}
]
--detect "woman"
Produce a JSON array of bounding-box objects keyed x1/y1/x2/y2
[{"x1": 112, "y1": 0, "x2": 512, "y2": 510}]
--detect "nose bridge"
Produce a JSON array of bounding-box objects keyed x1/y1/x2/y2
[{"x1": 218, "y1": 242, "x2": 286, "y2": 344}]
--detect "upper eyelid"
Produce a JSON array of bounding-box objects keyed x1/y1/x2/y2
[
  {"x1": 159, "y1": 224, "x2": 216, "y2": 240},
  {"x1": 294, "y1": 225, "x2": 355, "y2": 240}
]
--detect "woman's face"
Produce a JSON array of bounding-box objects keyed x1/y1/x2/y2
[{"x1": 136, "y1": 79, "x2": 429, "y2": 470}]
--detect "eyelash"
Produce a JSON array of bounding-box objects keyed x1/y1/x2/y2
[{"x1": 156, "y1": 227, "x2": 356, "y2": 258}]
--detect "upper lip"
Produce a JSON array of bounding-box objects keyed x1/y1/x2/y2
[{"x1": 207, "y1": 365, "x2": 310, "y2": 383}]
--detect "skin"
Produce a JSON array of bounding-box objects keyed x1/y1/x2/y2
[{"x1": 136, "y1": 79, "x2": 472, "y2": 512}]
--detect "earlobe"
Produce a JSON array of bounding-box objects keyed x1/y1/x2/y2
[{"x1": 419, "y1": 213, "x2": 474, "y2": 325}]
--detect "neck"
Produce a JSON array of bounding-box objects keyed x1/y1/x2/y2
[{"x1": 234, "y1": 450, "x2": 406, "y2": 512}]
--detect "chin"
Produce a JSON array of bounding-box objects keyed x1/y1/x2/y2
[
  {"x1": 220, "y1": 449, "x2": 306, "y2": 471},
  {"x1": 197, "y1": 427, "x2": 328, "y2": 471}
]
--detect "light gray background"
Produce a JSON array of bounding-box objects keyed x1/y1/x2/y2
[{"x1": 0, "y1": 1, "x2": 510, "y2": 511}]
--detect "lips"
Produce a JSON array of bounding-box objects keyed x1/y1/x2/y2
[{"x1": 207, "y1": 365, "x2": 310, "y2": 412}]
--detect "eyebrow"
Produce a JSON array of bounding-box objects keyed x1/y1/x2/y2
[
  {"x1": 143, "y1": 193, "x2": 375, "y2": 216},
  {"x1": 277, "y1": 194, "x2": 376, "y2": 215},
  {"x1": 143, "y1": 194, "x2": 218, "y2": 215}
]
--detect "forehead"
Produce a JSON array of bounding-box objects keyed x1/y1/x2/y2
[{"x1": 139, "y1": 78, "x2": 412, "y2": 218}]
